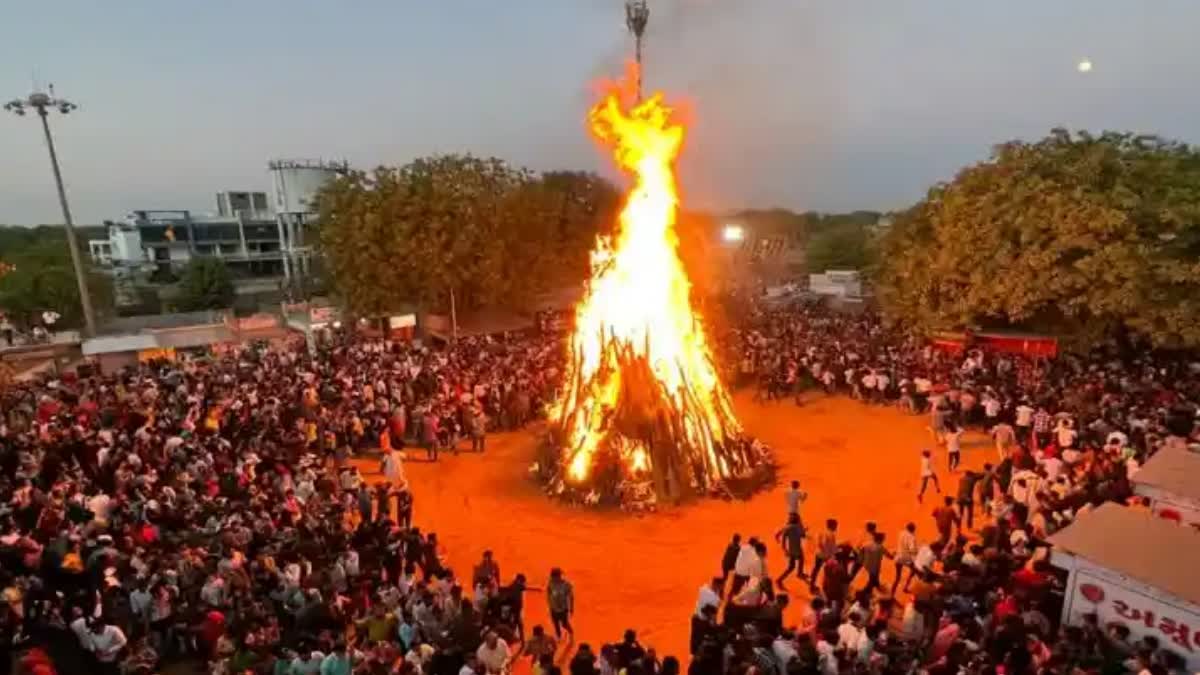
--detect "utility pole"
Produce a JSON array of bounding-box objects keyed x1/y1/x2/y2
[
  {"x1": 625, "y1": 0, "x2": 650, "y2": 102},
  {"x1": 5, "y1": 88, "x2": 96, "y2": 336}
]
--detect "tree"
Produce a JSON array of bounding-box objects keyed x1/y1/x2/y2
[
  {"x1": 806, "y1": 223, "x2": 875, "y2": 274},
  {"x1": 176, "y1": 258, "x2": 235, "y2": 311},
  {"x1": 875, "y1": 129, "x2": 1200, "y2": 348},
  {"x1": 0, "y1": 227, "x2": 112, "y2": 329},
  {"x1": 314, "y1": 155, "x2": 619, "y2": 317}
]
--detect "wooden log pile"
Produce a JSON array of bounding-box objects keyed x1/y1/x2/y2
[{"x1": 536, "y1": 328, "x2": 775, "y2": 510}]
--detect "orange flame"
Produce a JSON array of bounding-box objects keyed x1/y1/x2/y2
[{"x1": 553, "y1": 64, "x2": 742, "y2": 487}]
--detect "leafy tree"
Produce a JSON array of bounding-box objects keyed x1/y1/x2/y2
[
  {"x1": 314, "y1": 155, "x2": 619, "y2": 316},
  {"x1": 0, "y1": 227, "x2": 112, "y2": 329},
  {"x1": 806, "y1": 223, "x2": 875, "y2": 273},
  {"x1": 875, "y1": 129, "x2": 1200, "y2": 348},
  {"x1": 176, "y1": 258, "x2": 235, "y2": 311}
]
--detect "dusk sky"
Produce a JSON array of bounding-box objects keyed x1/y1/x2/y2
[{"x1": 3, "y1": 1, "x2": 1199, "y2": 225}]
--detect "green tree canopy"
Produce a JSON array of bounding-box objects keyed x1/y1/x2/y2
[
  {"x1": 313, "y1": 155, "x2": 619, "y2": 316},
  {"x1": 806, "y1": 223, "x2": 876, "y2": 274},
  {"x1": 175, "y1": 258, "x2": 235, "y2": 311},
  {"x1": 875, "y1": 129, "x2": 1200, "y2": 348},
  {"x1": 0, "y1": 226, "x2": 112, "y2": 329}
]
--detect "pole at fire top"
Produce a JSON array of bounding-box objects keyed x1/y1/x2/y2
[
  {"x1": 625, "y1": 0, "x2": 649, "y2": 102},
  {"x1": 450, "y1": 287, "x2": 458, "y2": 343}
]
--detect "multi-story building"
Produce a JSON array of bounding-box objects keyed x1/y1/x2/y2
[
  {"x1": 88, "y1": 158, "x2": 348, "y2": 284},
  {"x1": 90, "y1": 192, "x2": 288, "y2": 278}
]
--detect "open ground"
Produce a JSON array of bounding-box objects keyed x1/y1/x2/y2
[{"x1": 356, "y1": 393, "x2": 993, "y2": 661}]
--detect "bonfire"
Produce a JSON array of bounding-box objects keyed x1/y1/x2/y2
[{"x1": 539, "y1": 65, "x2": 773, "y2": 509}]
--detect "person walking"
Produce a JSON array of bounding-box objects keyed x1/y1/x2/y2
[
  {"x1": 785, "y1": 480, "x2": 807, "y2": 520},
  {"x1": 945, "y1": 421, "x2": 963, "y2": 472},
  {"x1": 774, "y1": 513, "x2": 806, "y2": 591},
  {"x1": 809, "y1": 519, "x2": 838, "y2": 591},
  {"x1": 380, "y1": 447, "x2": 406, "y2": 488},
  {"x1": 547, "y1": 567, "x2": 575, "y2": 641},
  {"x1": 858, "y1": 532, "x2": 892, "y2": 596},
  {"x1": 891, "y1": 523, "x2": 918, "y2": 596},
  {"x1": 917, "y1": 449, "x2": 940, "y2": 502}
]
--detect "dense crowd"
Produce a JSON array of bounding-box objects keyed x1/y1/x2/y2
[
  {"x1": 699, "y1": 300, "x2": 1199, "y2": 675},
  {"x1": 0, "y1": 330, "x2": 568, "y2": 675},
  {"x1": 1, "y1": 299, "x2": 1198, "y2": 675}
]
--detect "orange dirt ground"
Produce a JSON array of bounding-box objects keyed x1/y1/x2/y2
[{"x1": 356, "y1": 393, "x2": 992, "y2": 662}]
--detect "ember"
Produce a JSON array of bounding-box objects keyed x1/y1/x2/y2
[{"x1": 539, "y1": 64, "x2": 773, "y2": 508}]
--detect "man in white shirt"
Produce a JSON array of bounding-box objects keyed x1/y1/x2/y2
[
  {"x1": 459, "y1": 653, "x2": 481, "y2": 675},
  {"x1": 837, "y1": 613, "x2": 864, "y2": 651},
  {"x1": 772, "y1": 632, "x2": 799, "y2": 672},
  {"x1": 695, "y1": 577, "x2": 722, "y2": 618},
  {"x1": 476, "y1": 630, "x2": 511, "y2": 673},
  {"x1": 85, "y1": 618, "x2": 128, "y2": 668},
  {"x1": 785, "y1": 480, "x2": 807, "y2": 518},
  {"x1": 913, "y1": 541, "x2": 942, "y2": 579},
  {"x1": 891, "y1": 523, "x2": 919, "y2": 595},
  {"x1": 1015, "y1": 402, "x2": 1035, "y2": 445},
  {"x1": 1055, "y1": 420, "x2": 1077, "y2": 450},
  {"x1": 291, "y1": 650, "x2": 325, "y2": 675},
  {"x1": 732, "y1": 539, "x2": 764, "y2": 594}
]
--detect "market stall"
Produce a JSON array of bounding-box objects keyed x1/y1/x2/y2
[
  {"x1": 1132, "y1": 442, "x2": 1200, "y2": 528},
  {"x1": 1049, "y1": 503, "x2": 1200, "y2": 668}
]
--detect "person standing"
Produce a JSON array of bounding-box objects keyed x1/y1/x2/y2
[
  {"x1": 84, "y1": 617, "x2": 128, "y2": 675},
  {"x1": 955, "y1": 470, "x2": 979, "y2": 530},
  {"x1": 421, "y1": 409, "x2": 439, "y2": 461},
  {"x1": 932, "y1": 496, "x2": 961, "y2": 544},
  {"x1": 1014, "y1": 399, "x2": 1035, "y2": 448},
  {"x1": 720, "y1": 533, "x2": 742, "y2": 584},
  {"x1": 547, "y1": 568, "x2": 575, "y2": 641},
  {"x1": 785, "y1": 480, "x2": 807, "y2": 520},
  {"x1": 774, "y1": 513, "x2": 806, "y2": 591},
  {"x1": 917, "y1": 449, "x2": 940, "y2": 502},
  {"x1": 470, "y1": 406, "x2": 487, "y2": 453}
]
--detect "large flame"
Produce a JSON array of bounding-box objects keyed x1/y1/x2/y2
[{"x1": 553, "y1": 65, "x2": 742, "y2": 490}]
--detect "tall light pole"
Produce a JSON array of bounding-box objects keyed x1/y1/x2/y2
[
  {"x1": 625, "y1": 0, "x2": 650, "y2": 102},
  {"x1": 5, "y1": 88, "x2": 96, "y2": 336}
]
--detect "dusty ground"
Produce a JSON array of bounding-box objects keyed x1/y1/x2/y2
[{"x1": 359, "y1": 393, "x2": 992, "y2": 660}]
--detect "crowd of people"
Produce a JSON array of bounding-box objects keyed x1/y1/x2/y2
[
  {"x1": 1, "y1": 297, "x2": 1198, "y2": 675},
  {"x1": 696, "y1": 300, "x2": 1198, "y2": 675},
  {"x1": 0, "y1": 330, "x2": 573, "y2": 675}
]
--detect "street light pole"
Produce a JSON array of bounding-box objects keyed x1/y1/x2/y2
[
  {"x1": 5, "y1": 89, "x2": 96, "y2": 336},
  {"x1": 625, "y1": 0, "x2": 650, "y2": 102}
]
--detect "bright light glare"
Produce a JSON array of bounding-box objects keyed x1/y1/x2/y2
[
  {"x1": 722, "y1": 224, "x2": 745, "y2": 242},
  {"x1": 1077, "y1": 59, "x2": 1093, "y2": 73}
]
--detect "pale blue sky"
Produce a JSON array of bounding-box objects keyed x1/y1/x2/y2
[{"x1": 3, "y1": 1, "x2": 1198, "y2": 224}]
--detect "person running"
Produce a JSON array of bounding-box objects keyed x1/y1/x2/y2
[
  {"x1": 546, "y1": 568, "x2": 575, "y2": 641},
  {"x1": 774, "y1": 513, "x2": 806, "y2": 591},
  {"x1": 917, "y1": 449, "x2": 940, "y2": 502}
]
